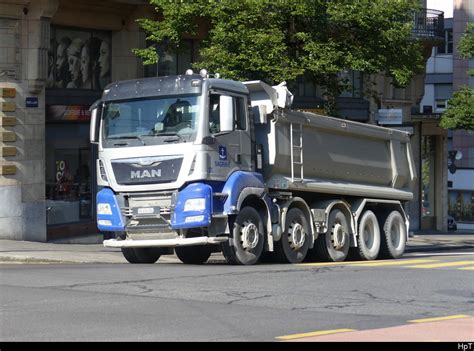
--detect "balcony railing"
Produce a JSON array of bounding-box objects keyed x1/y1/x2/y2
[
  {"x1": 411, "y1": 112, "x2": 442, "y2": 121},
  {"x1": 412, "y1": 8, "x2": 444, "y2": 39}
]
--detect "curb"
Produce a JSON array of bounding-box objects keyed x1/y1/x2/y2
[{"x1": 405, "y1": 244, "x2": 473, "y2": 253}]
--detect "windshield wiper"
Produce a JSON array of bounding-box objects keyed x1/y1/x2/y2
[
  {"x1": 151, "y1": 132, "x2": 184, "y2": 143},
  {"x1": 108, "y1": 135, "x2": 146, "y2": 146}
]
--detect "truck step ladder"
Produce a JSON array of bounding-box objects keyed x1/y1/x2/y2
[{"x1": 290, "y1": 122, "x2": 304, "y2": 182}]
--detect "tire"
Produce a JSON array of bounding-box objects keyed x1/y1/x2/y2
[
  {"x1": 222, "y1": 206, "x2": 264, "y2": 265},
  {"x1": 121, "y1": 247, "x2": 161, "y2": 264},
  {"x1": 175, "y1": 245, "x2": 212, "y2": 264},
  {"x1": 379, "y1": 210, "x2": 406, "y2": 259},
  {"x1": 273, "y1": 208, "x2": 310, "y2": 263},
  {"x1": 351, "y1": 210, "x2": 380, "y2": 260},
  {"x1": 310, "y1": 209, "x2": 350, "y2": 262}
]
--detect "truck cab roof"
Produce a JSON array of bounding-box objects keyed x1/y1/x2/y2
[{"x1": 101, "y1": 74, "x2": 249, "y2": 102}]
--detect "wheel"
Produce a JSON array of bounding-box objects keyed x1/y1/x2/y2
[
  {"x1": 121, "y1": 247, "x2": 161, "y2": 264},
  {"x1": 175, "y1": 229, "x2": 212, "y2": 264},
  {"x1": 379, "y1": 210, "x2": 406, "y2": 259},
  {"x1": 351, "y1": 210, "x2": 380, "y2": 260},
  {"x1": 175, "y1": 245, "x2": 212, "y2": 264},
  {"x1": 273, "y1": 208, "x2": 310, "y2": 263},
  {"x1": 221, "y1": 206, "x2": 264, "y2": 265},
  {"x1": 310, "y1": 209, "x2": 350, "y2": 262}
]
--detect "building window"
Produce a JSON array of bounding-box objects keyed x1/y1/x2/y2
[
  {"x1": 46, "y1": 27, "x2": 111, "y2": 90},
  {"x1": 434, "y1": 83, "x2": 452, "y2": 112},
  {"x1": 295, "y1": 76, "x2": 317, "y2": 97},
  {"x1": 46, "y1": 123, "x2": 93, "y2": 225},
  {"x1": 338, "y1": 70, "x2": 363, "y2": 98},
  {"x1": 449, "y1": 190, "x2": 474, "y2": 224},
  {"x1": 144, "y1": 39, "x2": 200, "y2": 77},
  {"x1": 436, "y1": 28, "x2": 453, "y2": 54},
  {"x1": 435, "y1": 99, "x2": 448, "y2": 111}
]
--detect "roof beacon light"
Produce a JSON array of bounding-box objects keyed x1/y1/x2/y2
[
  {"x1": 199, "y1": 69, "x2": 208, "y2": 78},
  {"x1": 185, "y1": 69, "x2": 194, "y2": 75}
]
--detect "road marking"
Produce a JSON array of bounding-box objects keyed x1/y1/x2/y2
[
  {"x1": 408, "y1": 252, "x2": 474, "y2": 257},
  {"x1": 299, "y1": 259, "x2": 438, "y2": 268},
  {"x1": 350, "y1": 259, "x2": 438, "y2": 267},
  {"x1": 406, "y1": 260, "x2": 474, "y2": 269},
  {"x1": 408, "y1": 315, "x2": 471, "y2": 323},
  {"x1": 276, "y1": 328, "x2": 355, "y2": 340},
  {"x1": 458, "y1": 266, "x2": 474, "y2": 270}
]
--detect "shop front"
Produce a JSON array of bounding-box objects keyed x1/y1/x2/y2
[{"x1": 45, "y1": 26, "x2": 111, "y2": 240}]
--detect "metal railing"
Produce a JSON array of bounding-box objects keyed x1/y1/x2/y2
[{"x1": 412, "y1": 8, "x2": 444, "y2": 39}]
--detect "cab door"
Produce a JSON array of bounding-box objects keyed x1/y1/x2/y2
[{"x1": 208, "y1": 92, "x2": 253, "y2": 181}]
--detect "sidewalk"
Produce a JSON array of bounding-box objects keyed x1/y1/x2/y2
[
  {"x1": 406, "y1": 230, "x2": 474, "y2": 253},
  {"x1": 0, "y1": 231, "x2": 472, "y2": 264}
]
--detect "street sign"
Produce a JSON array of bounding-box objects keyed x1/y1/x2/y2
[{"x1": 26, "y1": 97, "x2": 38, "y2": 108}]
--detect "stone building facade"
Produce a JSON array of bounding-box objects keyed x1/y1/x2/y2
[{"x1": 0, "y1": 0, "x2": 446, "y2": 241}]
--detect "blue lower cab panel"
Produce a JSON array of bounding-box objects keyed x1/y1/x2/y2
[
  {"x1": 222, "y1": 171, "x2": 264, "y2": 213},
  {"x1": 171, "y1": 182, "x2": 213, "y2": 230},
  {"x1": 96, "y1": 188, "x2": 125, "y2": 231}
]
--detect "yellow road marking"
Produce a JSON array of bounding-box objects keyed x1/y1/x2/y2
[
  {"x1": 408, "y1": 315, "x2": 471, "y2": 323},
  {"x1": 458, "y1": 266, "x2": 474, "y2": 270},
  {"x1": 406, "y1": 260, "x2": 474, "y2": 269},
  {"x1": 276, "y1": 328, "x2": 355, "y2": 340},
  {"x1": 299, "y1": 259, "x2": 438, "y2": 267},
  {"x1": 351, "y1": 259, "x2": 438, "y2": 267}
]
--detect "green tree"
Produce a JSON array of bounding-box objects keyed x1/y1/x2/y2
[
  {"x1": 134, "y1": 0, "x2": 423, "y2": 115},
  {"x1": 440, "y1": 22, "x2": 474, "y2": 131}
]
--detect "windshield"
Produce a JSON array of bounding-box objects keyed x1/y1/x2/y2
[{"x1": 102, "y1": 95, "x2": 200, "y2": 147}]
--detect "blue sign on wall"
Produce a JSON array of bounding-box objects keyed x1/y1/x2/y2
[{"x1": 26, "y1": 97, "x2": 38, "y2": 108}]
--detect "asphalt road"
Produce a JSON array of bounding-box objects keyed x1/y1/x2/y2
[{"x1": 1, "y1": 250, "x2": 473, "y2": 342}]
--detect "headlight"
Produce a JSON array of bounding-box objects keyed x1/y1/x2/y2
[
  {"x1": 97, "y1": 203, "x2": 113, "y2": 215},
  {"x1": 184, "y1": 198, "x2": 206, "y2": 212}
]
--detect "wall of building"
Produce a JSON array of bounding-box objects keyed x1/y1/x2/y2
[
  {"x1": 450, "y1": 0, "x2": 474, "y2": 230},
  {"x1": 0, "y1": 0, "x2": 451, "y2": 240},
  {"x1": 0, "y1": 0, "x2": 149, "y2": 241},
  {"x1": 453, "y1": 0, "x2": 473, "y2": 89},
  {"x1": 0, "y1": 1, "x2": 59, "y2": 241}
]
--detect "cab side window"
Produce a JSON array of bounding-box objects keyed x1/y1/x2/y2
[
  {"x1": 234, "y1": 97, "x2": 247, "y2": 131},
  {"x1": 209, "y1": 94, "x2": 247, "y2": 134},
  {"x1": 209, "y1": 94, "x2": 221, "y2": 134}
]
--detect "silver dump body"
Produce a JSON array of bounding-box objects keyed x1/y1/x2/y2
[{"x1": 246, "y1": 82, "x2": 416, "y2": 202}]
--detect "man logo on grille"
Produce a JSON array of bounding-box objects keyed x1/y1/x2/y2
[{"x1": 131, "y1": 169, "x2": 162, "y2": 179}]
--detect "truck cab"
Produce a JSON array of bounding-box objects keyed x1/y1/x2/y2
[{"x1": 90, "y1": 70, "x2": 271, "y2": 264}]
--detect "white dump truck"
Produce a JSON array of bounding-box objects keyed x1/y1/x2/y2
[{"x1": 90, "y1": 70, "x2": 416, "y2": 265}]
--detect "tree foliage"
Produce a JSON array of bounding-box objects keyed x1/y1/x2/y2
[
  {"x1": 457, "y1": 22, "x2": 474, "y2": 62},
  {"x1": 134, "y1": 0, "x2": 423, "y2": 108},
  {"x1": 440, "y1": 22, "x2": 474, "y2": 131},
  {"x1": 440, "y1": 87, "x2": 474, "y2": 130}
]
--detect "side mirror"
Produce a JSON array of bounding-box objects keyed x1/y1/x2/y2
[
  {"x1": 89, "y1": 100, "x2": 102, "y2": 144},
  {"x1": 253, "y1": 105, "x2": 267, "y2": 124},
  {"x1": 219, "y1": 95, "x2": 234, "y2": 133},
  {"x1": 154, "y1": 122, "x2": 164, "y2": 132}
]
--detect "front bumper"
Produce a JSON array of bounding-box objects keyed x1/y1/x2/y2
[{"x1": 104, "y1": 236, "x2": 227, "y2": 248}]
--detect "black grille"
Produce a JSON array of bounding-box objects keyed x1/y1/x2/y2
[{"x1": 112, "y1": 157, "x2": 183, "y2": 185}]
